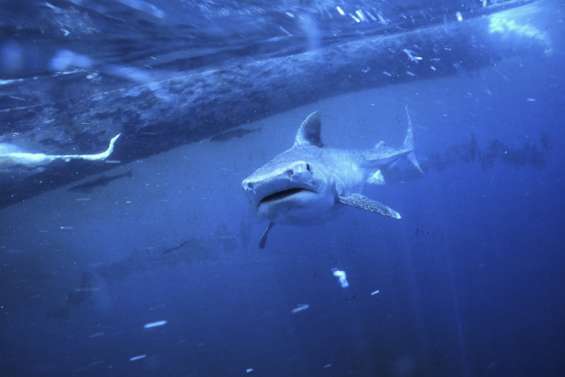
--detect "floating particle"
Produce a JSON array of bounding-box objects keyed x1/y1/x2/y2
[
  {"x1": 44, "y1": 2, "x2": 60, "y2": 11},
  {"x1": 370, "y1": 289, "x2": 381, "y2": 296},
  {"x1": 456, "y1": 12, "x2": 463, "y2": 22},
  {"x1": 144, "y1": 320, "x2": 167, "y2": 329},
  {"x1": 83, "y1": 360, "x2": 104, "y2": 369},
  {"x1": 291, "y1": 304, "x2": 310, "y2": 314},
  {"x1": 355, "y1": 10, "x2": 366, "y2": 22},
  {"x1": 117, "y1": 0, "x2": 164, "y2": 18},
  {"x1": 377, "y1": 13, "x2": 388, "y2": 25},
  {"x1": 402, "y1": 49, "x2": 423, "y2": 62},
  {"x1": 323, "y1": 363, "x2": 333, "y2": 368},
  {"x1": 382, "y1": 71, "x2": 393, "y2": 77},
  {"x1": 129, "y1": 354, "x2": 147, "y2": 362},
  {"x1": 526, "y1": 98, "x2": 536, "y2": 102},
  {"x1": 332, "y1": 268, "x2": 349, "y2": 288},
  {"x1": 336, "y1": 6, "x2": 345, "y2": 16},
  {"x1": 59, "y1": 226, "x2": 74, "y2": 230},
  {"x1": 245, "y1": 368, "x2": 254, "y2": 374},
  {"x1": 279, "y1": 26, "x2": 292, "y2": 36},
  {"x1": 365, "y1": 11, "x2": 377, "y2": 22}
]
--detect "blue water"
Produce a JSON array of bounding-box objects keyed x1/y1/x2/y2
[{"x1": 1, "y1": 1, "x2": 565, "y2": 377}]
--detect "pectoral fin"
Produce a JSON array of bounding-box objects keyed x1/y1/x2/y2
[
  {"x1": 338, "y1": 194, "x2": 402, "y2": 220},
  {"x1": 259, "y1": 222, "x2": 274, "y2": 249}
]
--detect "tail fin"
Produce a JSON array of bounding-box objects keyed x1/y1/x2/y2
[{"x1": 403, "y1": 106, "x2": 423, "y2": 174}]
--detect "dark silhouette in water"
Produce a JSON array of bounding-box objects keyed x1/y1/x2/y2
[
  {"x1": 96, "y1": 236, "x2": 237, "y2": 283},
  {"x1": 386, "y1": 133, "x2": 551, "y2": 183},
  {"x1": 161, "y1": 240, "x2": 192, "y2": 255},
  {"x1": 210, "y1": 128, "x2": 260, "y2": 143},
  {"x1": 47, "y1": 272, "x2": 97, "y2": 319},
  {"x1": 65, "y1": 272, "x2": 97, "y2": 305},
  {"x1": 95, "y1": 241, "x2": 207, "y2": 283},
  {"x1": 68, "y1": 170, "x2": 133, "y2": 193}
]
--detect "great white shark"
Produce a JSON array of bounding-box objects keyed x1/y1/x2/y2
[{"x1": 242, "y1": 110, "x2": 422, "y2": 248}]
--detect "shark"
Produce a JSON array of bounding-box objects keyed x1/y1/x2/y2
[{"x1": 241, "y1": 110, "x2": 422, "y2": 248}]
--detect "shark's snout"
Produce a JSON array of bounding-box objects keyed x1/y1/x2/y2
[
  {"x1": 241, "y1": 161, "x2": 317, "y2": 206},
  {"x1": 241, "y1": 179, "x2": 254, "y2": 192}
]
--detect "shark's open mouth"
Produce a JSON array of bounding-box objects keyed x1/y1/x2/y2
[{"x1": 259, "y1": 188, "x2": 313, "y2": 205}]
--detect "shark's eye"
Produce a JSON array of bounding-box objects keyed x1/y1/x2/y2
[{"x1": 306, "y1": 163, "x2": 312, "y2": 172}]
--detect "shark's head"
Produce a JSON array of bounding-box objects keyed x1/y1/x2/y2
[{"x1": 242, "y1": 112, "x2": 336, "y2": 224}]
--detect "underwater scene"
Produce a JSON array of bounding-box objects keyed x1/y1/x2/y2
[{"x1": 1, "y1": 0, "x2": 564, "y2": 376}]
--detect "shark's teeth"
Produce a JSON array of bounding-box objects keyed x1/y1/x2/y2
[{"x1": 259, "y1": 187, "x2": 313, "y2": 205}]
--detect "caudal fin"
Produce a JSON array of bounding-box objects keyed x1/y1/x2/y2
[{"x1": 403, "y1": 106, "x2": 423, "y2": 174}]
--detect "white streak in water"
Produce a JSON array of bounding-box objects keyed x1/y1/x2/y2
[
  {"x1": 402, "y1": 48, "x2": 423, "y2": 63},
  {"x1": 0, "y1": 133, "x2": 120, "y2": 170},
  {"x1": 291, "y1": 304, "x2": 310, "y2": 314},
  {"x1": 144, "y1": 320, "x2": 167, "y2": 329},
  {"x1": 355, "y1": 10, "x2": 366, "y2": 22},
  {"x1": 129, "y1": 354, "x2": 147, "y2": 362},
  {"x1": 117, "y1": 0, "x2": 164, "y2": 19}
]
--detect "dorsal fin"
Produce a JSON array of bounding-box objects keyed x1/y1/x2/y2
[{"x1": 294, "y1": 111, "x2": 323, "y2": 147}]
